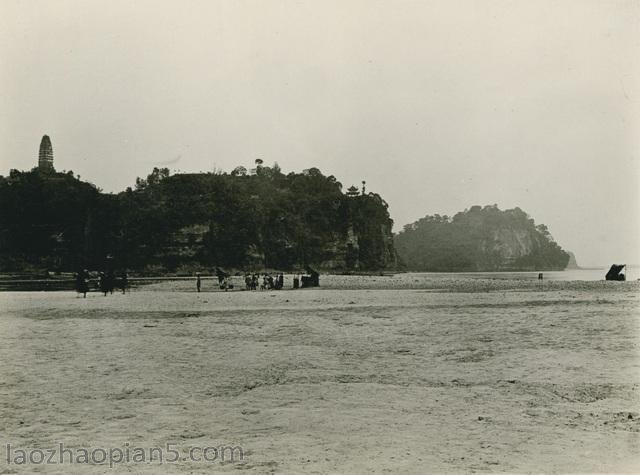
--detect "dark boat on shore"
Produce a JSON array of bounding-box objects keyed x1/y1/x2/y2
[{"x1": 605, "y1": 264, "x2": 626, "y2": 281}]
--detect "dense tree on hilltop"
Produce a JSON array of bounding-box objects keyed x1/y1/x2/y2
[
  {"x1": 395, "y1": 205, "x2": 570, "y2": 272},
  {"x1": 0, "y1": 169, "x2": 101, "y2": 271},
  {"x1": 0, "y1": 165, "x2": 396, "y2": 274}
]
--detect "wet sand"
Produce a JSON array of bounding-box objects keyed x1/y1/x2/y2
[{"x1": 1, "y1": 275, "x2": 639, "y2": 473}]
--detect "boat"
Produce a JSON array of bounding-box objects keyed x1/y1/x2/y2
[{"x1": 605, "y1": 264, "x2": 626, "y2": 281}]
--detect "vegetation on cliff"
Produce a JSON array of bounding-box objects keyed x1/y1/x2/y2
[
  {"x1": 0, "y1": 165, "x2": 395, "y2": 273},
  {"x1": 394, "y1": 205, "x2": 570, "y2": 272}
]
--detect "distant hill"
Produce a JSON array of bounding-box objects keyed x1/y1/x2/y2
[
  {"x1": 394, "y1": 205, "x2": 570, "y2": 272},
  {"x1": 565, "y1": 251, "x2": 580, "y2": 269}
]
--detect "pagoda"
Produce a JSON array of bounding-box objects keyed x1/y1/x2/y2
[
  {"x1": 346, "y1": 185, "x2": 360, "y2": 197},
  {"x1": 38, "y1": 135, "x2": 54, "y2": 171}
]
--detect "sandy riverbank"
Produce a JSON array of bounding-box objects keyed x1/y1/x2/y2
[{"x1": 1, "y1": 278, "x2": 639, "y2": 473}]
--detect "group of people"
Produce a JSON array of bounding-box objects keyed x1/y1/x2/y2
[
  {"x1": 75, "y1": 269, "x2": 128, "y2": 297},
  {"x1": 195, "y1": 272, "x2": 305, "y2": 292},
  {"x1": 244, "y1": 273, "x2": 288, "y2": 291},
  {"x1": 75, "y1": 267, "x2": 315, "y2": 296}
]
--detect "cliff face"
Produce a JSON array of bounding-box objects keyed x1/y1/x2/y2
[
  {"x1": 475, "y1": 228, "x2": 533, "y2": 269},
  {"x1": 161, "y1": 194, "x2": 396, "y2": 273},
  {"x1": 345, "y1": 194, "x2": 396, "y2": 271},
  {"x1": 490, "y1": 228, "x2": 532, "y2": 260},
  {"x1": 395, "y1": 205, "x2": 570, "y2": 272},
  {"x1": 306, "y1": 221, "x2": 395, "y2": 272}
]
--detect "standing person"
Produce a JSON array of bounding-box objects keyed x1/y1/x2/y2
[
  {"x1": 278, "y1": 273, "x2": 284, "y2": 290},
  {"x1": 99, "y1": 272, "x2": 108, "y2": 296},
  {"x1": 75, "y1": 269, "x2": 89, "y2": 298},
  {"x1": 120, "y1": 271, "x2": 128, "y2": 294},
  {"x1": 196, "y1": 273, "x2": 202, "y2": 292},
  {"x1": 106, "y1": 270, "x2": 115, "y2": 294}
]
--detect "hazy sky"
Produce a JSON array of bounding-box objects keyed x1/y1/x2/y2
[{"x1": 1, "y1": 0, "x2": 638, "y2": 266}]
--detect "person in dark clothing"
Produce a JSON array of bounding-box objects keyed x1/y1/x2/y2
[
  {"x1": 99, "y1": 272, "x2": 108, "y2": 296},
  {"x1": 75, "y1": 270, "x2": 89, "y2": 298},
  {"x1": 278, "y1": 273, "x2": 284, "y2": 289},
  {"x1": 120, "y1": 271, "x2": 128, "y2": 294},
  {"x1": 106, "y1": 270, "x2": 115, "y2": 294},
  {"x1": 196, "y1": 273, "x2": 202, "y2": 292}
]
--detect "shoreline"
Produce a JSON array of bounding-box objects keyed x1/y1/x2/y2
[{"x1": 1, "y1": 272, "x2": 639, "y2": 293}]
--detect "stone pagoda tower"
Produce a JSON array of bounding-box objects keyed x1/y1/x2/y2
[{"x1": 38, "y1": 135, "x2": 54, "y2": 171}]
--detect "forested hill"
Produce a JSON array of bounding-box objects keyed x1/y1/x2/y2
[
  {"x1": 0, "y1": 165, "x2": 396, "y2": 274},
  {"x1": 394, "y1": 205, "x2": 570, "y2": 272}
]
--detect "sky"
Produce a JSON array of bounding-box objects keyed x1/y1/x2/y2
[{"x1": 1, "y1": 0, "x2": 638, "y2": 267}]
